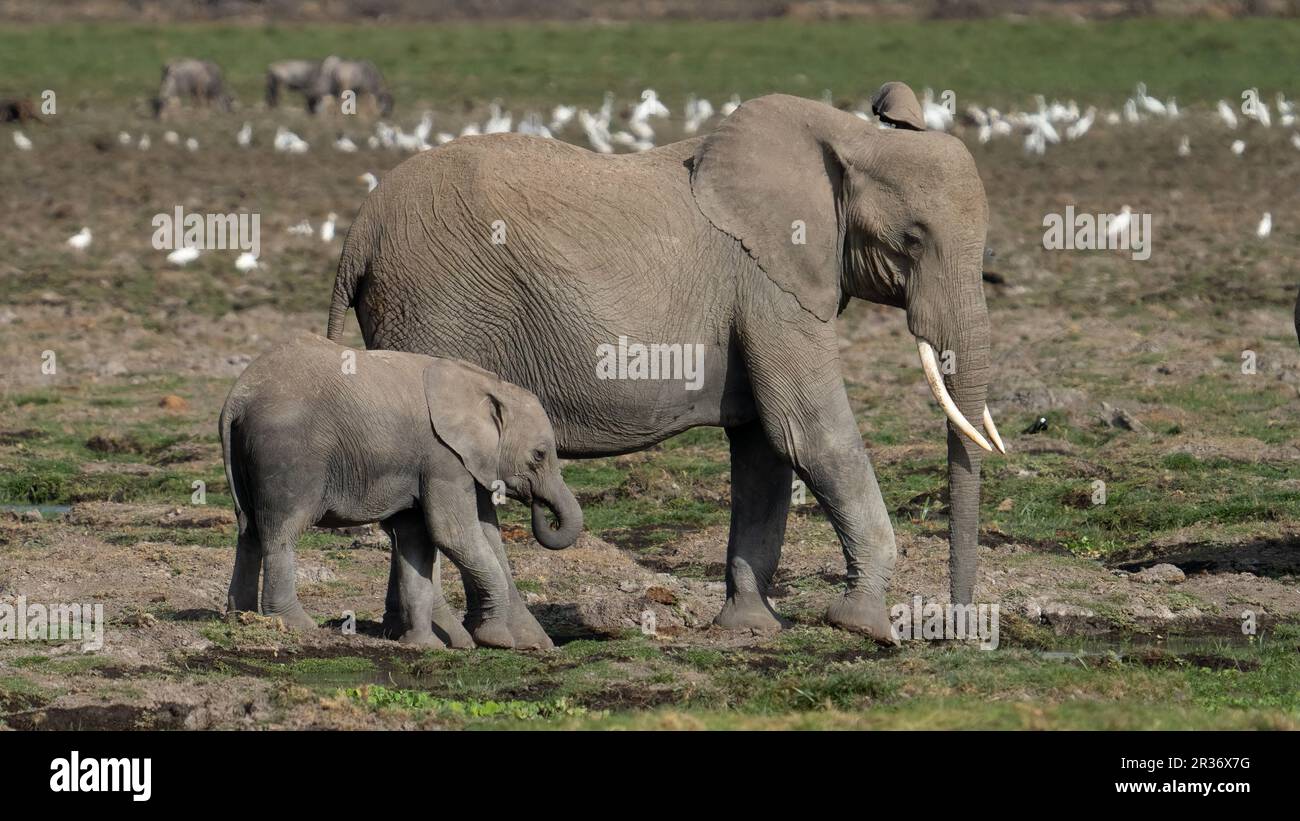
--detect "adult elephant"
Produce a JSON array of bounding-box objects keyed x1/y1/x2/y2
[
  {"x1": 326, "y1": 90, "x2": 1005, "y2": 645},
  {"x1": 308, "y1": 56, "x2": 392, "y2": 116}
]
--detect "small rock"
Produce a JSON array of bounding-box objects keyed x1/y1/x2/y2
[
  {"x1": 123, "y1": 612, "x2": 158, "y2": 628},
  {"x1": 1129, "y1": 563, "x2": 1186, "y2": 584},
  {"x1": 996, "y1": 497, "x2": 1014, "y2": 512},
  {"x1": 1101, "y1": 402, "x2": 1149, "y2": 434},
  {"x1": 98, "y1": 360, "x2": 128, "y2": 377},
  {"x1": 159, "y1": 394, "x2": 188, "y2": 411},
  {"x1": 618, "y1": 580, "x2": 639, "y2": 594}
]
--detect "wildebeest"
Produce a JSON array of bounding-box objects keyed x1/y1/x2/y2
[
  {"x1": 153, "y1": 58, "x2": 231, "y2": 117},
  {"x1": 0, "y1": 97, "x2": 43, "y2": 124},
  {"x1": 265, "y1": 59, "x2": 321, "y2": 108},
  {"x1": 308, "y1": 56, "x2": 393, "y2": 116}
]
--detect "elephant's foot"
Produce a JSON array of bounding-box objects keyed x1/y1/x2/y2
[
  {"x1": 507, "y1": 602, "x2": 554, "y2": 650},
  {"x1": 398, "y1": 628, "x2": 446, "y2": 649},
  {"x1": 465, "y1": 615, "x2": 515, "y2": 649},
  {"x1": 714, "y1": 591, "x2": 785, "y2": 632},
  {"x1": 265, "y1": 602, "x2": 318, "y2": 632},
  {"x1": 432, "y1": 606, "x2": 475, "y2": 650},
  {"x1": 826, "y1": 590, "x2": 898, "y2": 646},
  {"x1": 380, "y1": 610, "x2": 404, "y2": 640}
]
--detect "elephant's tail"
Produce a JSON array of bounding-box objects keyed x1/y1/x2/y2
[
  {"x1": 327, "y1": 222, "x2": 370, "y2": 341},
  {"x1": 218, "y1": 396, "x2": 249, "y2": 536}
]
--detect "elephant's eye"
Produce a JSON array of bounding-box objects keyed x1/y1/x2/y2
[{"x1": 531, "y1": 448, "x2": 547, "y2": 465}]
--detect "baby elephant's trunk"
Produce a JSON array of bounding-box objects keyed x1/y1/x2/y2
[{"x1": 530, "y1": 480, "x2": 583, "y2": 550}]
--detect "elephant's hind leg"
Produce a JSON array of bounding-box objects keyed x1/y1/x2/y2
[
  {"x1": 715, "y1": 419, "x2": 790, "y2": 632},
  {"x1": 381, "y1": 510, "x2": 472, "y2": 648},
  {"x1": 256, "y1": 510, "x2": 319, "y2": 631},
  {"x1": 226, "y1": 523, "x2": 262, "y2": 614}
]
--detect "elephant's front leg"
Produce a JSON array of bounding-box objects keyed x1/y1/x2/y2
[
  {"x1": 477, "y1": 489, "x2": 555, "y2": 650},
  {"x1": 422, "y1": 488, "x2": 515, "y2": 649},
  {"x1": 381, "y1": 510, "x2": 473, "y2": 648},
  {"x1": 714, "y1": 419, "x2": 791, "y2": 631},
  {"x1": 740, "y1": 304, "x2": 898, "y2": 645}
]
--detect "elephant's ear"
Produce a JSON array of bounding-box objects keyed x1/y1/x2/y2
[
  {"x1": 871, "y1": 82, "x2": 926, "y2": 131},
  {"x1": 423, "y1": 359, "x2": 503, "y2": 490},
  {"x1": 691, "y1": 94, "x2": 856, "y2": 322}
]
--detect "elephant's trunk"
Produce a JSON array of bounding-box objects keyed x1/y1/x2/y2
[
  {"x1": 530, "y1": 479, "x2": 583, "y2": 550},
  {"x1": 909, "y1": 254, "x2": 997, "y2": 604}
]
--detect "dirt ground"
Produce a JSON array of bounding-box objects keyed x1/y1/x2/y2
[{"x1": 2, "y1": 82, "x2": 1299, "y2": 728}]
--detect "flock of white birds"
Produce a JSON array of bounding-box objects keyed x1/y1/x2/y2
[{"x1": 24, "y1": 82, "x2": 1294, "y2": 267}]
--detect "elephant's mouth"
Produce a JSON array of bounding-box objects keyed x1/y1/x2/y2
[{"x1": 915, "y1": 337, "x2": 1006, "y2": 455}]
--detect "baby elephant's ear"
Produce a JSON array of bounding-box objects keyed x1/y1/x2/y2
[{"x1": 423, "y1": 359, "x2": 503, "y2": 490}]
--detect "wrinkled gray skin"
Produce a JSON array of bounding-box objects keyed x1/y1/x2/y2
[
  {"x1": 265, "y1": 59, "x2": 321, "y2": 108},
  {"x1": 328, "y1": 92, "x2": 995, "y2": 646},
  {"x1": 308, "y1": 55, "x2": 393, "y2": 116},
  {"x1": 153, "y1": 58, "x2": 231, "y2": 117},
  {"x1": 219, "y1": 333, "x2": 582, "y2": 649}
]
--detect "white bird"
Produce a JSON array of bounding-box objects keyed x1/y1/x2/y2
[
  {"x1": 1065, "y1": 107, "x2": 1096, "y2": 140},
  {"x1": 287, "y1": 220, "x2": 314, "y2": 236},
  {"x1": 163, "y1": 130, "x2": 180, "y2": 146},
  {"x1": 549, "y1": 104, "x2": 576, "y2": 132},
  {"x1": 185, "y1": 137, "x2": 199, "y2": 152},
  {"x1": 274, "y1": 127, "x2": 309, "y2": 154},
  {"x1": 578, "y1": 108, "x2": 612, "y2": 154},
  {"x1": 235, "y1": 252, "x2": 259, "y2": 272},
  {"x1": 1291, "y1": 132, "x2": 1300, "y2": 151},
  {"x1": 1257, "y1": 212, "x2": 1272, "y2": 239},
  {"x1": 516, "y1": 112, "x2": 552, "y2": 138},
  {"x1": 459, "y1": 122, "x2": 482, "y2": 138},
  {"x1": 484, "y1": 103, "x2": 512, "y2": 134},
  {"x1": 1177, "y1": 135, "x2": 1191, "y2": 156},
  {"x1": 137, "y1": 134, "x2": 151, "y2": 151},
  {"x1": 236, "y1": 122, "x2": 252, "y2": 147},
  {"x1": 1217, "y1": 100, "x2": 1238, "y2": 129},
  {"x1": 358, "y1": 172, "x2": 379, "y2": 192},
  {"x1": 13, "y1": 131, "x2": 32, "y2": 151},
  {"x1": 334, "y1": 134, "x2": 358, "y2": 153},
  {"x1": 683, "y1": 95, "x2": 715, "y2": 135},
  {"x1": 1245, "y1": 91, "x2": 1271, "y2": 127},
  {"x1": 1107, "y1": 206, "x2": 1133, "y2": 240},
  {"x1": 1165, "y1": 98, "x2": 1179, "y2": 118},
  {"x1": 1231, "y1": 139, "x2": 1246, "y2": 156},
  {"x1": 922, "y1": 88, "x2": 953, "y2": 131},
  {"x1": 611, "y1": 130, "x2": 654, "y2": 152},
  {"x1": 414, "y1": 111, "x2": 434, "y2": 144},
  {"x1": 436, "y1": 132, "x2": 455, "y2": 145},
  {"x1": 166, "y1": 246, "x2": 200, "y2": 266},
  {"x1": 1122, "y1": 99, "x2": 1140, "y2": 124},
  {"x1": 1023, "y1": 128, "x2": 1045, "y2": 155},
  {"x1": 117, "y1": 131, "x2": 132, "y2": 146},
  {"x1": 1104, "y1": 110, "x2": 1121, "y2": 125},
  {"x1": 1135, "y1": 83, "x2": 1166, "y2": 116},
  {"x1": 66, "y1": 227, "x2": 92, "y2": 251},
  {"x1": 1278, "y1": 93, "x2": 1296, "y2": 127},
  {"x1": 721, "y1": 94, "x2": 741, "y2": 117},
  {"x1": 320, "y1": 213, "x2": 337, "y2": 243}
]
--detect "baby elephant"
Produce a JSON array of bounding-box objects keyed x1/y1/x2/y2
[{"x1": 219, "y1": 333, "x2": 582, "y2": 648}]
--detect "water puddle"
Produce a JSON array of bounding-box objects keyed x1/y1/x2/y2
[{"x1": 0, "y1": 504, "x2": 71, "y2": 518}]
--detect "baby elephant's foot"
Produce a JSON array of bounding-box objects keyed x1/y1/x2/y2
[
  {"x1": 466, "y1": 615, "x2": 515, "y2": 649},
  {"x1": 826, "y1": 589, "x2": 899, "y2": 647},
  {"x1": 714, "y1": 591, "x2": 785, "y2": 632},
  {"x1": 398, "y1": 629, "x2": 446, "y2": 649},
  {"x1": 266, "y1": 603, "x2": 318, "y2": 632},
  {"x1": 508, "y1": 603, "x2": 554, "y2": 650}
]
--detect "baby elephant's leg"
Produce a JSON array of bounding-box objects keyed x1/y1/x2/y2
[
  {"x1": 382, "y1": 512, "x2": 472, "y2": 648},
  {"x1": 423, "y1": 502, "x2": 514, "y2": 649},
  {"x1": 477, "y1": 494, "x2": 554, "y2": 650},
  {"x1": 382, "y1": 511, "x2": 442, "y2": 648}
]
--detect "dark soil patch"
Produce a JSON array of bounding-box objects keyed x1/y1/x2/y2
[{"x1": 6, "y1": 702, "x2": 193, "y2": 730}]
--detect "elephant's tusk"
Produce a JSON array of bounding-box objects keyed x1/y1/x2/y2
[
  {"x1": 916, "y1": 339, "x2": 993, "y2": 453},
  {"x1": 983, "y1": 405, "x2": 1007, "y2": 455}
]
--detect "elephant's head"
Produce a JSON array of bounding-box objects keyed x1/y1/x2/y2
[
  {"x1": 423, "y1": 359, "x2": 583, "y2": 550},
  {"x1": 691, "y1": 90, "x2": 1004, "y2": 604}
]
